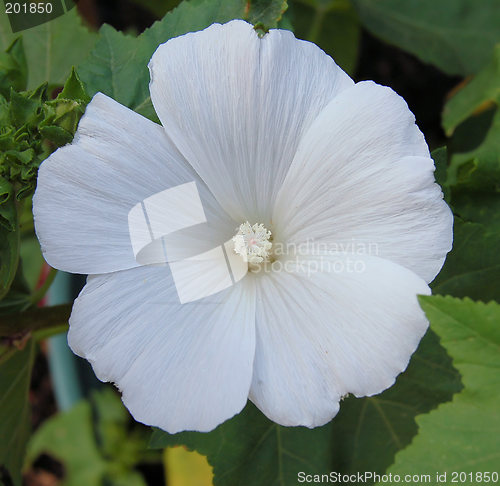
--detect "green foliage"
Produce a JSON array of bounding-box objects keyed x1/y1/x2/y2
[
  {"x1": 0, "y1": 38, "x2": 27, "y2": 98},
  {"x1": 352, "y1": 0, "x2": 500, "y2": 76},
  {"x1": 128, "y1": 0, "x2": 287, "y2": 27},
  {"x1": 0, "y1": 259, "x2": 31, "y2": 317},
  {"x1": 78, "y1": 0, "x2": 288, "y2": 121},
  {"x1": 0, "y1": 198, "x2": 44, "y2": 315},
  {"x1": 0, "y1": 340, "x2": 35, "y2": 486},
  {"x1": 288, "y1": 0, "x2": 360, "y2": 75},
  {"x1": 26, "y1": 389, "x2": 154, "y2": 486},
  {"x1": 0, "y1": 45, "x2": 89, "y2": 302},
  {"x1": 431, "y1": 146, "x2": 450, "y2": 202},
  {"x1": 447, "y1": 107, "x2": 500, "y2": 226},
  {"x1": 431, "y1": 48, "x2": 500, "y2": 304},
  {"x1": 386, "y1": 296, "x2": 500, "y2": 481},
  {"x1": 150, "y1": 330, "x2": 460, "y2": 485},
  {"x1": 447, "y1": 109, "x2": 500, "y2": 191},
  {"x1": 0, "y1": 178, "x2": 19, "y2": 301},
  {"x1": 432, "y1": 219, "x2": 500, "y2": 302},
  {"x1": 443, "y1": 47, "x2": 500, "y2": 225},
  {"x1": 442, "y1": 46, "x2": 500, "y2": 135},
  {"x1": 329, "y1": 331, "x2": 461, "y2": 481},
  {"x1": 0, "y1": 8, "x2": 97, "y2": 89},
  {"x1": 77, "y1": 23, "x2": 158, "y2": 122},
  {"x1": 247, "y1": 0, "x2": 288, "y2": 32},
  {"x1": 151, "y1": 402, "x2": 335, "y2": 485},
  {"x1": 19, "y1": 236, "x2": 44, "y2": 291},
  {"x1": 0, "y1": 69, "x2": 89, "y2": 203}
]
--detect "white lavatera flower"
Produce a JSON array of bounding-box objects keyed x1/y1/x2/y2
[{"x1": 33, "y1": 20, "x2": 453, "y2": 433}]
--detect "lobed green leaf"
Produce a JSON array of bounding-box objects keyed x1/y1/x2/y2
[
  {"x1": 329, "y1": 330, "x2": 461, "y2": 482},
  {"x1": 386, "y1": 296, "x2": 500, "y2": 481}
]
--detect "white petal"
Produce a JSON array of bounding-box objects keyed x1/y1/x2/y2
[
  {"x1": 34, "y1": 93, "x2": 234, "y2": 274},
  {"x1": 273, "y1": 81, "x2": 453, "y2": 283},
  {"x1": 149, "y1": 20, "x2": 353, "y2": 223},
  {"x1": 68, "y1": 265, "x2": 256, "y2": 433},
  {"x1": 249, "y1": 253, "x2": 430, "y2": 427}
]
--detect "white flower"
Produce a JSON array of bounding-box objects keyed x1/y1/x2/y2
[{"x1": 33, "y1": 20, "x2": 453, "y2": 433}]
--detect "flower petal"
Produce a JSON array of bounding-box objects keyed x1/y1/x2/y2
[
  {"x1": 34, "y1": 93, "x2": 234, "y2": 274},
  {"x1": 249, "y1": 253, "x2": 430, "y2": 427},
  {"x1": 273, "y1": 81, "x2": 453, "y2": 283},
  {"x1": 68, "y1": 265, "x2": 256, "y2": 433},
  {"x1": 149, "y1": 20, "x2": 353, "y2": 223}
]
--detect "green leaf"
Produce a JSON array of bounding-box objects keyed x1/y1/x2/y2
[
  {"x1": 288, "y1": 0, "x2": 360, "y2": 75},
  {"x1": 150, "y1": 402, "x2": 335, "y2": 486},
  {"x1": 0, "y1": 9, "x2": 97, "y2": 89},
  {"x1": 352, "y1": 0, "x2": 500, "y2": 76},
  {"x1": 150, "y1": 330, "x2": 460, "y2": 485},
  {"x1": 44, "y1": 74, "x2": 89, "y2": 137},
  {"x1": 0, "y1": 180, "x2": 19, "y2": 301},
  {"x1": 386, "y1": 296, "x2": 500, "y2": 480},
  {"x1": 442, "y1": 48, "x2": 500, "y2": 227},
  {"x1": 0, "y1": 256, "x2": 31, "y2": 316},
  {"x1": 78, "y1": 24, "x2": 157, "y2": 120},
  {"x1": 127, "y1": 0, "x2": 287, "y2": 24},
  {"x1": 328, "y1": 330, "x2": 461, "y2": 481},
  {"x1": 8, "y1": 87, "x2": 46, "y2": 127},
  {"x1": 0, "y1": 37, "x2": 27, "y2": 98},
  {"x1": 0, "y1": 177, "x2": 14, "y2": 219},
  {"x1": 58, "y1": 68, "x2": 91, "y2": 104},
  {"x1": 449, "y1": 122, "x2": 500, "y2": 194},
  {"x1": 26, "y1": 389, "x2": 151, "y2": 486},
  {"x1": 446, "y1": 107, "x2": 500, "y2": 226},
  {"x1": 0, "y1": 74, "x2": 89, "y2": 202},
  {"x1": 442, "y1": 45, "x2": 500, "y2": 136},
  {"x1": 39, "y1": 124, "x2": 73, "y2": 146},
  {"x1": 78, "y1": 0, "x2": 287, "y2": 121},
  {"x1": 247, "y1": 0, "x2": 288, "y2": 31},
  {"x1": 431, "y1": 146, "x2": 450, "y2": 202},
  {"x1": 19, "y1": 236, "x2": 43, "y2": 292},
  {"x1": 432, "y1": 219, "x2": 500, "y2": 303},
  {"x1": 0, "y1": 340, "x2": 35, "y2": 486},
  {"x1": 0, "y1": 11, "x2": 13, "y2": 50}
]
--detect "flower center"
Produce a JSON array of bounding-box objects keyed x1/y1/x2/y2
[{"x1": 232, "y1": 222, "x2": 272, "y2": 264}]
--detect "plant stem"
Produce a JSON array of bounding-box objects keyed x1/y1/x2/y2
[
  {"x1": 29, "y1": 266, "x2": 58, "y2": 305},
  {"x1": 0, "y1": 303, "x2": 71, "y2": 338}
]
